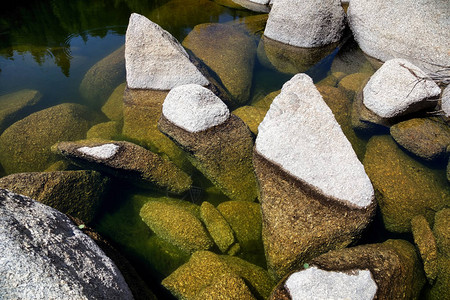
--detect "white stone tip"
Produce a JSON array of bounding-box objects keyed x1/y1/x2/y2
[
  {"x1": 285, "y1": 266, "x2": 377, "y2": 300},
  {"x1": 162, "y1": 84, "x2": 230, "y2": 133},
  {"x1": 78, "y1": 144, "x2": 120, "y2": 160}
]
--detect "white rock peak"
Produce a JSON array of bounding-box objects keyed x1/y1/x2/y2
[
  {"x1": 363, "y1": 58, "x2": 441, "y2": 118},
  {"x1": 78, "y1": 144, "x2": 120, "y2": 160},
  {"x1": 125, "y1": 13, "x2": 209, "y2": 90},
  {"x1": 256, "y1": 73, "x2": 374, "y2": 208},
  {"x1": 162, "y1": 84, "x2": 230, "y2": 133},
  {"x1": 285, "y1": 267, "x2": 377, "y2": 300}
]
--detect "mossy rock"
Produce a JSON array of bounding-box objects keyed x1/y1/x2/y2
[
  {"x1": 0, "y1": 89, "x2": 42, "y2": 133},
  {"x1": 217, "y1": 201, "x2": 263, "y2": 253},
  {"x1": 0, "y1": 170, "x2": 110, "y2": 224},
  {"x1": 182, "y1": 23, "x2": 257, "y2": 106},
  {"x1": 140, "y1": 200, "x2": 213, "y2": 253},
  {"x1": 196, "y1": 272, "x2": 256, "y2": 300},
  {"x1": 433, "y1": 208, "x2": 450, "y2": 258},
  {"x1": 44, "y1": 160, "x2": 72, "y2": 172},
  {"x1": 122, "y1": 88, "x2": 194, "y2": 173},
  {"x1": 363, "y1": 135, "x2": 450, "y2": 232},
  {"x1": 79, "y1": 45, "x2": 125, "y2": 108},
  {"x1": 87, "y1": 121, "x2": 122, "y2": 140},
  {"x1": 411, "y1": 215, "x2": 438, "y2": 283},
  {"x1": 226, "y1": 14, "x2": 268, "y2": 39},
  {"x1": 316, "y1": 72, "x2": 344, "y2": 87},
  {"x1": 337, "y1": 72, "x2": 372, "y2": 101},
  {"x1": 252, "y1": 90, "x2": 280, "y2": 111},
  {"x1": 200, "y1": 201, "x2": 237, "y2": 254},
  {"x1": 102, "y1": 82, "x2": 125, "y2": 121},
  {"x1": 0, "y1": 103, "x2": 100, "y2": 174},
  {"x1": 232, "y1": 105, "x2": 266, "y2": 135},
  {"x1": 390, "y1": 118, "x2": 450, "y2": 162}
]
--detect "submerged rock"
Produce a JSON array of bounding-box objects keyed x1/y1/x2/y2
[
  {"x1": 0, "y1": 189, "x2": 133, "y2": 299},
  {"x1": 87, "y1": 121, "x2": 122, "y2": 140},
  {"x1": 411, "y1": 215, "x2": 438, "y2": 283},
  {"x1": 264, "y1": 0, "x2": 345, "y2": 48},
  {"x1": 348, "y1": 0, "x2": 450, "y2": 73},
  {"x1": 270, "y1": 239, "x2": 425, "y2": 300},
  {"x1": 125, "y1": 13, "x2": 209, "y2": 90},
  {"x1": 159, "y1": 84, "x2": 258, "y2": 202},
  {"x1": 0, "y1": 89, "x2": 42, "y2": 133},
  {"x1": 79, "y1": 45, "x2": 125, "y2": 108},
  {"x1": 0, "y1": 103, "x2": 99, "y2": 174},
  {"x1": 0, "y1": 170, "x2": 110, "y2": 224},
  {"x1": 232, "y1": 105, "x2": 266, "y2": 135},
  {"x1": 140, "y1": 200, "x2": 213, "y2": 254},
  {"x1": 183, "y1": 23, "x2": 256, "y2": 106},
  {"x1": 54, "y1": 139, "x2": 192, "y2": 194},
  {"x1": 363, "y1": 135, "x2": 450, "y2": 233},
  {"x1": 337, "y1": 72, "x2": 372, "y2": 101},
  {"x1": 229, "y1": 0, "x2": 270, "y2": 13},
  {"x1": 390, "y1": 118, "x2": 450, "y2": 162},
  {"x1": 254, "y1": 74, "x2": 375, "y2": 279},
  {"x1": 225, "y1": 14, "x2": 268, "y2": 39},
  {"x1": 102, "y1": 82, "x2": 125, "y2": 121}
]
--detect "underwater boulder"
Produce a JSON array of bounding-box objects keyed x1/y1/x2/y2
[
  {"x1": 337, "y1": 72, "x2": 372, "y2": 101},
  {"x1": 79, "y1": 45, "x2": 125, "y2": 108},
  {"x1": 264, "y1": 0, "x2": 345, "y2": 48},
  {"x1": 270, "y1": 239, "x2": 425, "y2": 300},
  {"x1": 159, "y1": 84, "x2": 258, "y2": 202},
  {"x1": 54, "y1": 139, "x2": 192, "y2": 194},
  {"x1": 229, "y1": 0, "x2": 270, "y2": 13},
  {"x1": 254, "y1": 74, "x2": 376, "y2": 279},
  {"x1": 87, "y1": 121, "x2": 122, "y2": 140},
  {"x1": 232, "y1": 105, "x2": 266, "y2": 135},
  {"x1": 101, "y1": 82, "x2": 125, "y2": 121},
  {"x1": 225, "y1": 14, "x2": 268, "y2": 40},
  {"x1": 363, "y1": 135, "x2": 450, "y2": 233},
  {"x1": 0, "y1": 89, "x2": 42, "y2": 133},
  {"x1": 0, "y1": 170, "x2": 110, "y2": 224},
  {"x1": 0, "y1": 103, "x2": 99, "y2": 174},
  {"x1": 0, "y1": 189, "x2": 133, "y2": 299}
]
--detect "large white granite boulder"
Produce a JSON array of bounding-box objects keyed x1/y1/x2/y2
[
  {"x1": 264, "y1": 0, "x2": 345, "y2": 48},
  {"x1": 125, "y1": 13, "x2": 209, "y2": 90},
  {"x1": 0, "y1": 189, "x2": 133, "y2": 300},
  {"x1": 442, "y1": 85, "x2": 450, "y2": 118},
  {"x1": 348, "y1": 0, "x2": 450, "y2": 74}
]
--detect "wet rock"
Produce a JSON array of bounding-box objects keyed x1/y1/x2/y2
[
  {"x1": 411, "y1": 215, "x2": 438, "y2": 283},
  {"x1": 337, "y1": 72, "x2": 372, "y2": 101},
  {"x1": 183, "y1": 23, "x2": 256, "y2": 106},
  {"x1": 0, "y1": 103, "x2": 99, "y2": 174},
  {"x1": 122, "y1": 87, "x2": 194, "y2": 173},
  {"x1": 140, "y1": 200, "x2": 213, "y2": 254},
  {"x1": 270, "y1": 239, "x2": 425, "y2": 300},
  {"x1": 0, "y1": 89, "x2": 42, "y2": 133},
  {"x1": 44, "y1": 160, "x2": 72, "y2": 172},
  {"x1": 252, "y1": 89, "x2": 280, "y2": 111},
  {"x1": 232, "y1": 105, "x2": 266, "y2": 135},
  {"x1": 257, "y1": 35, "x2": 338, "y2": 75},
  {"x1": 196, "y1": 273, "x2": 256, "y2": 300},
  {"x1": 363, "y1": 59, "x2": 441, "y2": 120},
  {"x1": 87, "y1": 121, "x2": 122, "y2": 140},
  {"x1": 442, "y1": 85, "x2": 450, "y2": 118},
  {"x1": 54, "y1": 139, "x2": 192, "y2": 194},
  {"x1": 363, "y1": 135, "x2": 450, "y2": 233},
  {"x1": 225, "y1": 14, "x2": 268, "y2": 40},
  {"x1": 0, "y1": 189, "x2": 133, "y2": 299},
  {"x1": 230, "y1": 0, "x2": 270, "y2": 13},
  {"x1": 79, "y1": 45, "x2": 125, "y2": 108},
  {"x1": 213, "y1": 0, "x2": 245, "y2": 9},
  {"x1": 348, "y1": 0, "x2": 450, "y2": 73},
  {"x1": 390, "y1": 118, "x2": 450, "y2": 162},
  {"x1": 125, "y1": 13, "x2": 208, "y2": 90},
  {"x1": 200, "y1": 201, "x2": 238, "y2": 254},
  {"x1": 159, "y1": 84, "x2": 258, "y2": 202},
  {"x1": 330, "y1": 39, "x2": 376, "y2": 76},
  {"x1": 433, "y1": 208, "x2": 450, "y2": 258},
  {"x1": 264, "y1": 0, "x2": 345, "y2": 48},
  {"x1": 216, "y1": 201, "x2": 262, "y2": 253},
  {"x1": 0, "y1": 170, "x2": 109, "y2": 224},
  {"x1": 102, "y1": 82, "x2": 125, "y2": 121},
  {"x1": 254, "y1": 74, "x2": 375, "y2": 279}
]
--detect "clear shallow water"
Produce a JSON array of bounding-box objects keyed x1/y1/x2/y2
[{"x1": 0, "y1": 0, "x2": 448, "y2": 298}]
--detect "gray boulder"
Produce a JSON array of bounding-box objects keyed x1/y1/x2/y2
[
  {"x1": 230, "y1": 0, "x2": 270, "y2": 13},
  {"x1": 0, "y1": 189, "x2": 133, "y2": 300},
  {"x1": 347, "y1": 0, "x2": 450, "y2": 74},
  {"x1": 125, "y1": 13, "x2": 209, "y2": 90},
  {"x1": 264, "y1": 0, "x2": 345, "y2": 48},
  {"x1": 0, "y1": 89, "x2": 42, "y2": 133},
  {"x1": 254, "y1": 74, "x2": 375, "y2": 279},
  {"x1": 442, "y1": 85, "x2": 450, "y2": 118}
]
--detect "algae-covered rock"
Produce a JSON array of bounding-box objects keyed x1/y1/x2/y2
[
  {"x1": 411, "y1": 215, "x2": 438, "y2": 283},
  {"x1": 0, "y1": 103, "x2": 99, "y2": 174},
  {"x1": 390, "y1": 118, "x2": 450, "y2": 162},
  {"x1": 0, "y1": 89, "x2": 42, "y2": 133},
  {"x1": 0, "y1": 170, "x2": 109, "y2": 224},
  {"x1": 434, "y1": 208, "x2": 450, "y2": 258},
  {"x1": 54, "y1": 139, "x2": 192, "y2": 194},
  {"x1": 44, "y1": 160, "x2": 72, "y2": 172},
  {"x1": 225, "y1": 14, "x2": 268, "y2": 39},
  {"x1": 140, "y1": 200, "x2": 213, "y2": 253},
  {"x1": 337, "y1": 72, "x2": 372, "y2": 101},
  {"x1": 252, "y1": 89, "x2": 280, "y2": 111},
  {"x1": 196, "y1": 272, "x2": 256, "y2": 300},
  {"x1": 183, "y1": 23, "x2": 256, "y2": 106},
  {"x1": 102, "y1": 82, "x2": 125, "y2": 121},
  {"x1": 159, "y1": 84, "x2": 258, "y2": 202},
  {"x1": 270, "y1": 239, "x2": 425, "y2": 300},
  {"x1": 200, "y1": 201, "x2": 237, "y2": 254},
  {"x1": 216, "y1": 201, "x2": 262, "y2": 253},
  {"x1": 232, "y1": 105, "x2": 266, "y2": 135},
  {"x1": 87, "y1": 121, "x2": 122, "y2": 140},
  {"x1": 79, "y1": 45, "x2": 125, "y2": 108},
  {"x1": 363, "y1": 135, "x2": 450, "y2": 232},
  {"x1": 330, "y1": 39, "x2": 376, "y2": 76}
]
